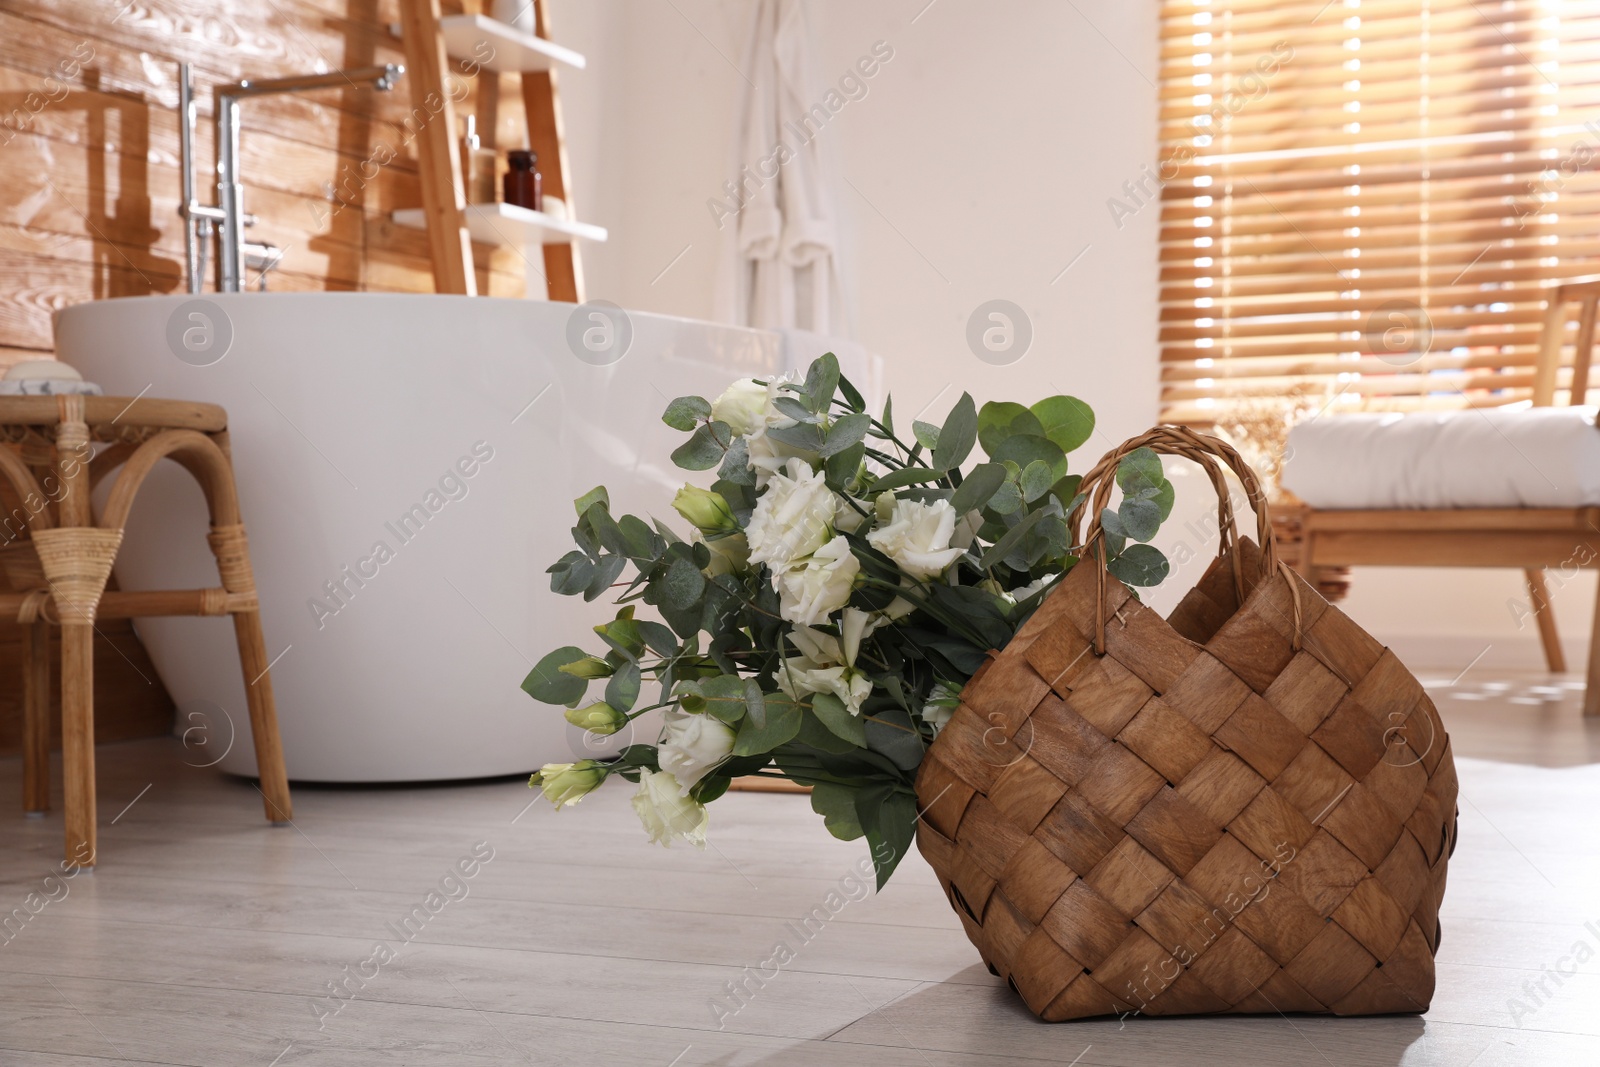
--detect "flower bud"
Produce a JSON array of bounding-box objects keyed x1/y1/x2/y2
[
  {"x1": 530, "y1": 760, "x2": 606, "y2": 808},
  {"x1": 565, "y1": 702, "x2": 626, "y2": 735},
  {"x1": 558, "y1": 656, "x2": 613, "y2": 680},
  {"x1": 672, "y1": 485, "x2": 739, "y2": 534}
]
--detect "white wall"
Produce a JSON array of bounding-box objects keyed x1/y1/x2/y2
[{"x1": 554, "y1": 0, "x2": 1583, "y2": 672}]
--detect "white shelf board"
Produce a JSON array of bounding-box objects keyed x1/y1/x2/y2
[
  {"x1": 392, "y1": 202, "x2": 608, "y2": 246},
  {"x1": 389, "y1": 15, "x2": 585, "y2": 73}
]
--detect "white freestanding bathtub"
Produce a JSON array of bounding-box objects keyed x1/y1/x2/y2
[{"x1": 53, "y1": 294, "x2": 790, "y2": 781}]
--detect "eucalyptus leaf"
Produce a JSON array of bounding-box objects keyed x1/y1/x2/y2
[
  {"x1": 1109, "y1": 543, "x2": 1170, "y2": 587},
  {"x1": 825, "y1": 441, "x2": 866, "y2": 493},
  {"x1": 764, "y1": 421, "x2": 826, "y2": 452},
  {"x1": 659, "y1": 556, "x2": 707, "y2": 611},
  {"x1": 864, "y1": 706, "x2": 924, "y2": 770},
  {"x1": 810, "y1": 782, "x2": 865, "y2": 840},
  {"x1": 716, "y1": 437, "x2": 755, "y2": 486},
  {"x1": 699, "y1": 675, "x2": 748, "y2": 724},
  {"x1": 521, "y1": 646, "x2": 590, "y2": 705},
  {"x1": 1030, "y1": 395, "x2": 1095, "y2": 453},
  {"x1": 1151, "y1": 478, "x2": 1176, "y2": 521},
  {"x1": 671, "y1": 421, "x2": 733, "y2": 470},
  {"x1": 950, "y1": 461, "x2": 1007, "y2": 514},
  {"x1": 1116, "y1": 446, "x2": 1165, "y2": 493},
  {"x1": 812, "y1": 693, "x2": 868, "y2": 748},
  {"x1": 933, "y1": 393, "x2": 978, "y2": 471},
  {"x1": 912, "y1": 420, "x2": 941, "y2": 450},
  {"x1": 1100, "y1": 507, "x2": 1128, "y2": 556},
  {"x1": 977, "y1": 401, "x2": 1045, "y2": 456},
  {"x1": 572, "y1": 486, "x2": 609, "y2": 517},
  {"x1": 773, "y1": 395, "x2": 819, "y2": 423},
  {"x1": 604, "y1": 661, "x2": 641, "y2": 712},
  {"x1": 637, "y1": 620, "x2": 679, "y2": 657},
  {"x1": 856, "y1": 785, "x2": 917, "y2": 890},
  {"x1": 992, "y1": 434, "x2": 1068, "y2": 482},
  {"x1": 582, "y1": 552, "x2": 627, "y2": 602},
  {"x1": 795, "y1": 713, "x2": 860, "y2": 754},
  {"x1": 988, "y1": 478, "x2": 1023, "y2": 515},
  {"x1": 838, "y1": 373, "x2": 867, "y2": 413},
  {"x1": 978, "y1": 508, "x2": 1045, "y2": 570},
  {"x1": 822, "y1": 412, "x2": 871, "y2": 457},
  {"x1": 803, "y1": 352, "x2": 841, "y2": 413},
  {"x1": 871, "y1": 467, "x2": 946, "y2": 492},
  {"x1": 662, "y1": 396, "x2": 711, "y2": 431},
  {"x1": 1019, "y1": 460, "x2": 1055, "y2": 504},
  {"x1": 1119, "y1": 495, "x2": 1162, "y2": 542},
  {"x1": 732, "y1": 692, "x2": 804, "y2": 754}
]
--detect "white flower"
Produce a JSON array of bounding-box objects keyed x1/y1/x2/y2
[
  {"x1": 740, "y1": 373, "x2": 819, "y2": 486},
  {"x1": 1008, "y1": 575, "x2": 1055, "y2": 604},
  {"x1": 658, "y1": 708, "x2": 736, "y2": 795},
  {"x1": 778, "y1": 535, "x2": 860, "y2": 625},
  {"x1": 711, "y1": 378, "x2": 770, "y2": 436},
  {"x1": 867, "y1": 498, "x2": 965, "y2": 579},
  {"x1": 920, "y1": 683, "x2": 960, "y2": 736},
  {"x1": 776, "y1": 609, "x2": 876, "y2": 715},
  {"x1": 631, "y1": 768, "x2": 709, "y2": 848},
  {"x1": 746, "y1": 459, "x2": 837, "y2": 571}
]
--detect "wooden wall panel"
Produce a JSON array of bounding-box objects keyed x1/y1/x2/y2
[
  {"x1": 0, "y1": 0, "x2": 528, "y2": 748},
  {"x1": 0, "y1": 0, "x2": 527, "y2": 364}
]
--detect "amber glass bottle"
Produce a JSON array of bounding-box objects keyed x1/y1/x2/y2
[{"x1": 504, "y1": 150, "x2": 542, "y2": 212}]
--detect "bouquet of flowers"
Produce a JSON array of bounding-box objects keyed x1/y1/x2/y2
[{"x1": 522, "y1": 354, "x2": 1175, "y2": 887}]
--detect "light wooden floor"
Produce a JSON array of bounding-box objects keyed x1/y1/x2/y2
[{"x1": 1, "y1": 671, "x2": 1598, "y2": 1066}]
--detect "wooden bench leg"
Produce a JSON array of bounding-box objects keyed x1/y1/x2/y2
[
  {"x1": 22, "y1": 617, "x2": 50, "y2": 814},
  {"x1": 1525, "y1": 568, "x2": 1567, "y2": 674}
]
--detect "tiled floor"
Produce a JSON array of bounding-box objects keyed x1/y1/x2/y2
[{"x1": 1, "y1": 671, "x2": 1597, "y2": 1065}]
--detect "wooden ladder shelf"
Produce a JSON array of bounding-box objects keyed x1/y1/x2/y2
[{"x1": 394, "y1": 0, "x2": 600, "y2": 301}]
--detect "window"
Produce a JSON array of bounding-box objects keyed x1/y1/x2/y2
[{"x1": 1156, "y1": 0, "x2": 1600, "y2": 424}]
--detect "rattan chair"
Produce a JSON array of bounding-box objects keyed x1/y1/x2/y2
[
  {"x1": 0, "y1": 394, "x2": 291, "y2": 866},
  {"x1": 1276, "y1": 280, "x2": 1600, "y2": 715}
]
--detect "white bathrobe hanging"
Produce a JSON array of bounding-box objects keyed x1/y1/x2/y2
[{"x1": 714, "y1": 0, "x2": 847, "y2": 337}]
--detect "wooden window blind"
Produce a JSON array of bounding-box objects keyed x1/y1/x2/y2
[{"x1": 1157, "y1": 0, "x2": 1600, "y2": 425}]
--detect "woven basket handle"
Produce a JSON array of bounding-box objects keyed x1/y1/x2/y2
[{"x1": 1069, "y1": 425, "x2": 1295, "y2": 654}]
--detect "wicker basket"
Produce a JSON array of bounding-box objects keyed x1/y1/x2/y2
[{"x1": 914, "y1": 427, "x2": 1457, "y2": 1021}]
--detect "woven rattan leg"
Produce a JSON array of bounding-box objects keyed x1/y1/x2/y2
[
  {"x1": 1525, "y1": 569, "x2": 1566, "y2": 674},
  {"x1": 33, "y1": 525, "x2": 122, "y2": 867},
  {"x1": 22, "y1": 618, "x2": 50, "y2": 814},
  {"x1": 234, "y1": 609, "x2": 292, "y2": 822},
  {"x1": 208, "y1": 524, "x2": 291, "y2": 822}
]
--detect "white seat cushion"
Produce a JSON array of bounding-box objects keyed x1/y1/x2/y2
[{"x1": 1281, "y1": 406, "x2": 1600, "y2": 509}]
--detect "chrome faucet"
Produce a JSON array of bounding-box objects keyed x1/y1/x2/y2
[{"x1": 177, "y1": 62, "x2": 404, "y2": 293}]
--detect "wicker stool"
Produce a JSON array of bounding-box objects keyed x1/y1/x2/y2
[{"x1": 0, "y1": 394, "x2": 291, "y2": 867}]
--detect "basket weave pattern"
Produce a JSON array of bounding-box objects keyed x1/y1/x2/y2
[{"x1": 914, "y1": 428, "x2": 1458, "y2": 1021}]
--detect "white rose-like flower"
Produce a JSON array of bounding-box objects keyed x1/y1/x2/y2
[
  {"x1": 775, "y1": 609, "x2": 876, "y2": 715},
  {"x1": 920, "y1": 683, "x2": 961, "y2": 736},
  {"x1": 631, "y1": 768, "x2": 709, "y2": 848},
  {"x1": 1008, "y1": 575, "x2": 1055, "y2": 604},
  {"x1": 778, "y1": 535, "x2": 860, "y2": 625},
  {"x1": 657, "y1": 708, "x2": 736, "y2": 795},
  {"x1": 867, "y1": 498, "x2": 965, "y2": 579},
  {"x1": 746, "y1": 458, "x2": 837, "y2": 571},
  {"x1": 710, "y1": 378, "x2": 770, "y2": 437}
]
